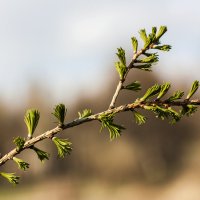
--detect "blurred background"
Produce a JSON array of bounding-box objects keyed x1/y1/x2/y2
[{"x1": 1, "y1": 0, "x2": 200, "y2": 199}]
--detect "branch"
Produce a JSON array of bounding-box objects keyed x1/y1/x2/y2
[
  {"x1": 1, "y1": 25, "x2": 199, "y2": 184},
  {"x1": 1, "y1": 99, "x2": 200, "y2": 166}
]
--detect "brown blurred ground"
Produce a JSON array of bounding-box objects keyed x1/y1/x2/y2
[{"x1": 1, "y1": 69, "x2": 200, "y2": 199}]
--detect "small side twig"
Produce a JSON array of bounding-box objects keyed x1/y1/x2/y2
[{"x1": 109, "y1": 48, "x2": 147, "y2": 109}]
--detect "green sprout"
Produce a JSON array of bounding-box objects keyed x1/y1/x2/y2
[
  {"x1": 186, "y1": 80, "x2": 200, "y2": 100},
  {"x1": 157, "y1": 82, "x2": 171, "y2": 100},
  {"x1": 116, "y1": 47, "x2": 126, "y2": 66},
  {"x1": 133, "y1": 111, "x2": 147, "y2": 125},
  {"x1": 140, "y1": 84, "x2": 161, "y2": 101},
  {"x1": 115, "y1": 61, "x2": 127, "y2": 80},
  {"x1": 181, "y1": 105, "x2": 198, "y2": 116},
  {"x1": 134, "y1": 64, "x2": 152, "y2": 71},
  {"x1": 144, "y1": 105, "x2": 181, "y2": 123},
  {"x1": 153, "y1": 45, "x2": 172, "y2": 51},
  {"x1": 13, "y1": 157, "x2": 29, "y2": 171},
  {"x1": 137, "y1": 53, "x2": 159, "y2": 63},
  {"x1": 13, "y1": 137, "x2": 25, "y2": 152},
  {"x1": 31, "y1": 146, "x2": 49, "y2": 162},
  {"x1": 123, "y1": 81, "x2": 141, "y2": 92},
  {"x1": 52, "y1": 103, "x2": 67, "y2": 125},
  {"x1": 99, "y1": 113, "x2": 125, "y2": 140},
  {"x1": 156, "y1": 26, "x2": 167, "y2": 41},
  {"x1": 0, "y1": 172, "x2": 20, "y2": 185},
  {"x1": 78, "y1": 109, "x2": 92, "y2": 119},
  {"x1": 139, "y1": 29, "x2": 148, "y2": 44},
  {"x1": 131, "y1": 36, "x2": 138, "y2": 53},
  {"x1": 166, "y1": 91, "x2": 184, "y2": 102},
  {"x1": 52, "y1": 137, "x2": 72, "y2": 158},
  {"x1": 24, "y1": 109, "x2": 40, "y2": 139},
  {"x1": 144, "y1": 105, "x2": 170, "y2": 120}
]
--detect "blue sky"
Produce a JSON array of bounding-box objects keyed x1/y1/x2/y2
[{"x1": 0, "y1": 0, "x2": 200, "y2": 105}]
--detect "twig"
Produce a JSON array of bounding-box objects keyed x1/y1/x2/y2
[{"x1": 109, "y1": 48, "x2": 146, "y2": 109}]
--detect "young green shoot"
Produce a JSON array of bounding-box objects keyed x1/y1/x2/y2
[
  {"x1": 13, "y1": 157, "x2": 29, "y2": 171},
  {"x1": 52, "y1": 137, "x2": 72, "y2": 158},
  {"x1": 0, "y1": 172, "x2": 20, "y2": 185},
  {"x1": 52, "y1": 103, "x2": 67, "y2": 126},
  {"x1": 78, "y1": 109, "x2": 92, "y2": 119},
  {"x1": 31, "y1": 146, "x2": 49, "y2": 162},
  {"x1": 24, "y1": 109, "x2": 40, "y2": 139}
]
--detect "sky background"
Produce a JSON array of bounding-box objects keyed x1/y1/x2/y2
[{"x1": 0, "y1": 0, "x2": 200, "y2": 106}]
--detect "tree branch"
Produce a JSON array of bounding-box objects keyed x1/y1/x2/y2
[
  {"x1": 1, "y1": 99, "x2": 200, "y2": 166},
  {"x1": 1, "y1": 25, "x2": 198, "y2": 185}
]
